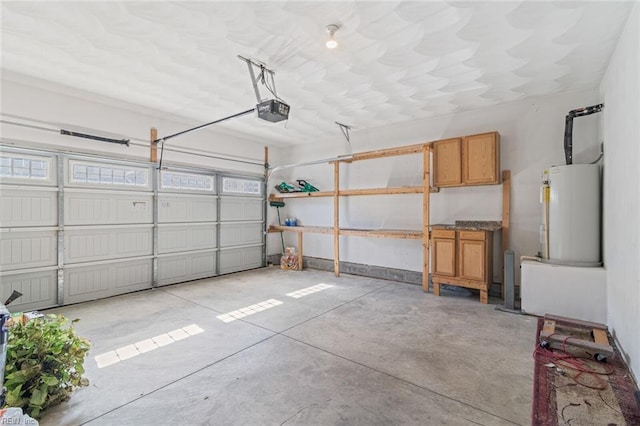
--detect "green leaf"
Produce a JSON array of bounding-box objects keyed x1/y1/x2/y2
[
  {"x1": 42, "y1": 375, "x2": 59, "y2": 386},
  {"x1": 5, "y1": 370, "x2": 28, "y2": 386},
  {"x1": 5, "y1": 384, "x2": 24, "y2": 406},
  {"x1": 29, "y1": 407, "x2": 41, "y2": 419},
  {"x1": 30, "y1": 387, "x2": 47, "y2": 407}
]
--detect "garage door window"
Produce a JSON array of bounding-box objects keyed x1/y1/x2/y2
[
  {"x1": 70, "y1": 161, "x2": 148, "y2": 187},
  {"x1": 222, "y1": 177, "x2": 262, "y2": 195},
  {"x1": 160, "y1": 171, "x2": 214, "y2": 192},
  {"x1": 0, "y1": 155, "x2": 50, "y2": 180}
]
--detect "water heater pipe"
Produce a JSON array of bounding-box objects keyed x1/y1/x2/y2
[
  {"x1": 563, "y1": 103, "x2": 603, "y2": 165},
  {"x1": 541, "y1": 179, "x2": 551, "y2": 259}
]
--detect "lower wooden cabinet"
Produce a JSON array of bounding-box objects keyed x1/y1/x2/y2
[
  {"x1": 431, "y1": 229, "x2": 493, "y2": 304},
  {"x1": 432, "y1": 229, "x2": 456, "y2": 276}
]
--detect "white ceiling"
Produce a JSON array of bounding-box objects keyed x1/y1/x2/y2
[{"x1": 1, "y1": 1, "x2": 633, "y2": 146}]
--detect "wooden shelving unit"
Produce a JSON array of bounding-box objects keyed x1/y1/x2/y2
[
  {"x1": 268, "y1": 143, "x2": 433, "y2": 290},
  {"x1": 267, "y1": 135, "x2": 510, "y2": 296}
]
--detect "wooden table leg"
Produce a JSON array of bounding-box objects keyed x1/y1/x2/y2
[{"x1": 297, "y1": 231, "x2": 303, "y2": 271}]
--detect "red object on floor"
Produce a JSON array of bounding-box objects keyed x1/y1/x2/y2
[{"x1": 532, "y1": 318, "x2": 640, "y2": 425}]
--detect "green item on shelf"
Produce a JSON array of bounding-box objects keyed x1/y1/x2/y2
[
  {"x1": 296, "y1": 179, "x2": 319, "y2": 192},
  {"x1": 275, "y1": 181, "x2": 296, "y2": 193}
]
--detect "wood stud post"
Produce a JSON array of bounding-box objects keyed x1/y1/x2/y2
[
  {"x1": 150, "y1": 127, "x2": 158, "y2": 163},
  {"x1": 264, "y1": 146, "x2": 269, "y2": 175},
  {"x1": 298, "y1": 231, "x2": 303, "y2": 271},
  {"x1": 333, "y1": 161, "x2": 340, "y2": 277},
  {"x1": 422, "y1": 146, "x2": 431, "y2": 292}
]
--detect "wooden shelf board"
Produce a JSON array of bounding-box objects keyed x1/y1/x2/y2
[
  {"x1": 269, "y1": 191, "x2": 333, "y2": 200},
  {"x1": 345, "y1": 143, "x2": 431, "y2": 162},
  {"x1": 340, "y1": 187, "x2": 423, "y2": 196},
  {"x1": 340, "y1": 228, "x2": 422, "y2": 239},
  {"x1": 269, "y1": 225, "x2": 333, "y2": 234},
  {"x1": 270, "y1": 186, "x2": 424, "y2": 200},
  {"x1": 268, "y1": 225, "x2": 422, "y2": 239}
]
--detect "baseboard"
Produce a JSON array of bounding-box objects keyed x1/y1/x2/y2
[
  {"x1": 268, "y1": 254, "x2": 423, "y2": 286},
  {"x1": 267, "y1": 254, "x2": 507, "y2": 298}
]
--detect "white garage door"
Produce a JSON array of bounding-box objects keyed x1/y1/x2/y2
[
  {"x1": 63, "y1": 157, "x2": 153, "y2": 304},
  {"x1": 219, "y1": 176, "x2": 265, "y2": 274},
  {"x1": 0, "y1": 147, "x2": 265, "y2": 310},
  {"x1": 0, "y1": 150, "x2": 59, "y2": 311},
  {"x1": 157, "y1": 169, "x2": 218, "y2": 286}
]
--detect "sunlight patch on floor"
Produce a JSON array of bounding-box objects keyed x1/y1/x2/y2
[
  {"x1": 94, "y1": 324, "x2": 204, "y2": 368},
  {"x1": 286, "y1": 283, "x2": 333, "y2": 299},
  {"x1": 216, "y1": 299, "x2": 283, "y2": 323}
]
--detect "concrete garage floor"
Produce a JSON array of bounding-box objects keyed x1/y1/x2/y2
[{"x1": 41, "y1": 267, "x2": 537, "y2": 425}]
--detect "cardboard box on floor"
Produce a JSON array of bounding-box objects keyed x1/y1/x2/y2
[
  {"x1": 281, "y1": 247, "x2": 298, "y2": 270},
  {"x1": 7, "y1": 311, "x2": 44, "y2": 326}
]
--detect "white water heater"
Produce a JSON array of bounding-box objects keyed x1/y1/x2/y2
[{"x1": 541, "y1": 164, "x2": 601, "y2": 266}]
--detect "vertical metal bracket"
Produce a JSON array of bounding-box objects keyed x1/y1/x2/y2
[
  {"x1": 215, "y1": 173, "x2": 222, "y2": 276},
  {"x1": 262, "y1": 180, "x2": 268, "y2": 267},
  {"x1": 152, "y1": 166, "x2": 159, "y2": 287},
  {"x1": 56, "y1": 155, "x2": 65, "y2": 306}
]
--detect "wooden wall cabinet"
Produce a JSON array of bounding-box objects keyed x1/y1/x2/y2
[
  {"x1": 431, "y1": 229, "x2": 493, "y2": 304},
  {"x1": 433, "y1": 132, "x2": 500, "y2": 187},
  {"x1": 432, "y1": 138, "x2": 462, "y2": 187}
]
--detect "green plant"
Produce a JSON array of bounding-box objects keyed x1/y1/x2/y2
[{"x1": 3, "y1": 314, "x2": 90, "y2": 418}]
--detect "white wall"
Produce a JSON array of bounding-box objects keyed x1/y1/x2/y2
[
  {"x1": 600, "y1": 3, "x2": 640, "y2": 382},
  {"x1": 1, "y1": 73, "x2": 269, "y2": 175},
  {"x1": 270, "y1": 89, "x2": 602, "y2": 281}
]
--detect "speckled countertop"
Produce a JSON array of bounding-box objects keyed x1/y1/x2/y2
[{"x1": 430, "y1": 220, "x2": 502, "y2": 231}]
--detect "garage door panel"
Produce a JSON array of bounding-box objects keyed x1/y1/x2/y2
[
  {"x1": 0, "y1": 229, "x2": 57, "y2": 271},
  {"x1": 157, "y1": 250, "x2": 217, "y2": 286},
  {"x1": 64, "y1": 259, "x2": 151, "y2": 304},
  {"x1": 220, "y1": 197, "x2": 263, "y2": 221},
  {"x1": 192, "y1": 253, "x2": 216, "y2": 275},
  {"x1": 0, "y1": 269, "x2": 57, "y2": 311},
  {"x1": 157, "y1": 256, "x2": 187, "y2": 285},
  {"x1": 65, "y1": 226, "x2": 152, "y2": 263},
  {"x1": 219, "y1": 223, "x2": 263, "y2": 247},
  {"x1": 219, "y1": 246, "x2": 263, "y2": 274},
  {"x1": 157, "y1": 224, "x2": 217, "y2": 254},
  {"x1": 158, "y1": 194, "x2": 216, "y2": 223},
  {"x1": 65, "y1": 191, "x2": 152, "y2": 225},
  {"x1": 0, "y1": 188, "x2": 57, "y2": 227}
]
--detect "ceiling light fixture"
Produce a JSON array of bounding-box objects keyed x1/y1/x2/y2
[{"x1": 325, "y1": 24, "x2": 339, "y2": 49}]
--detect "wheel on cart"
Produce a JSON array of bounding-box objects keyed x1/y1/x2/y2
[{"x1": 593, "y1": 353, "x2": 608, "y2": 363}]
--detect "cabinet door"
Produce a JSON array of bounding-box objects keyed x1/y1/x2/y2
[
  {"x1": 433, "y1": 138, "x2": 462, "y2": 187},
  {"x1": 432, "y1": 237, "x2": 456, "y2": 276},
  {"x1": 458, "y1": 238, "x2": 486, "y2": 281},
  {"x1": 462, "y1": 132, "x2": 499, "y2": 185}
]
